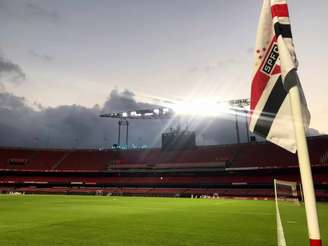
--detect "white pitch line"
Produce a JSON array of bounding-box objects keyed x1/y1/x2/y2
[{"x1": 276, "y1": 203, "x2": 287, "y2": 246}]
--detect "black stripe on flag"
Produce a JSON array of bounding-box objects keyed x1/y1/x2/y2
[
  {"x1": 254, "y1": 76, "x2": 287, "y2": 138},
  {"x1": 274, "y1": 23, "x2": 292, "y2": 38}
]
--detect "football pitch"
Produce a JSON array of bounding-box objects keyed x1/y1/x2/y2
[{"x1": 0, "y1": 195, "x2": 327, "y2": 246}]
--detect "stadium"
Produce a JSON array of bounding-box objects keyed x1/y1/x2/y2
[
  {"x1": 1, "y1": 132, "x2": 328, "y2": 245},
  {"x1": 1, "y1": 135, "x2": 328, "y2": 199},
  {"x1": 1, "y1": 0, "x2": 328, "y2": 245}
]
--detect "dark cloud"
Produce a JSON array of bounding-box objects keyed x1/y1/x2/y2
[
  {"x1": 0, "y1": 89, "x2": 163, "y2": 148},
  {"x1": 102, "y1": 89, "x2": 157, "y2": 112},
  {"x1": 29, "y1": 50, "x2": 54, "y2": 62},
  {"x1": 0, "y1": 92, "x2": 105, "y2": 148},
  {"x1": 0, "y1": 89, "x2": 248, "y2": 149},
  {"x1": 0, "y1": 56, "x2": 26, "y2": 82},
  {"x1": 0, "y1": 92, "x2": 29, "y2": 111},
  {"x1": 0, "y1": 55, "x2": 26, "y2": 91},
  {"x1": 3, "y1": 88, "x2": 318, "y2": 149}
]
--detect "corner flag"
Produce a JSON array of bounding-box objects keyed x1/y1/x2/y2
[
  {"x1": 249, "y1": 0, "x2": 310, "y2": 153},
  {"x1": 251, "y1": 1, "x2": 322, "y2": 245}
]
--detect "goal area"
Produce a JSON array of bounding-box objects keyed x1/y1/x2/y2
[
  {"x1": 274, "y1": 179, "x2": 303, "y2": 203},
  {"x1": 274, "y1": 179, "x2": 304, "y2": 246}
]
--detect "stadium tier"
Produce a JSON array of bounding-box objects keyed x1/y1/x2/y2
[{"x1": 0, "y1": 135, "x2": 327, "y2": 199}]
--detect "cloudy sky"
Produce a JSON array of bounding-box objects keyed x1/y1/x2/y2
[{"x1": 0, "y1": 0, "x2": 327, "y2": 148}]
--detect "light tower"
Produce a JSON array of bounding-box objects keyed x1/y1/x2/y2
[
  {"x1": 100, "y1": 108, "x2": 174, "y2": 147},
  {"x1": 100, "y1": 99, "x2": 250, "y2": 147},
  {"x1": 118, "y1": 118, "x2": 129, "y2": 146},
  {"x1": 228, "y1": 99, "x2": 250, "y2": 144}
]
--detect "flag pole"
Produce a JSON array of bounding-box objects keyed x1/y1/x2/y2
[{"x1": 288, "y1": 85, "x2": 322, "y2": 246}]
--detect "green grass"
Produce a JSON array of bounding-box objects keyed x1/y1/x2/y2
[{"x1": 0, "y1": 195, "x2": 327, "y2": 246}]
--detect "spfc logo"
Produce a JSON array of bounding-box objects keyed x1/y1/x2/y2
[{"x1": 262, "y1": 43, "x2": 279, "y2": 75}]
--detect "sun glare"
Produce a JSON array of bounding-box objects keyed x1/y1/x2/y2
[{"x1": 168, "y1": 100, "x2": 231, "y2": 117}]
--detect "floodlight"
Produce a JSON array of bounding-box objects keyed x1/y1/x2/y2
[
  {"x1": 163, "y1": 108, "x2": 169, "y2": 114},
  {"x1": 153, "y1": 108, "x2": 160, "y2": 114}
]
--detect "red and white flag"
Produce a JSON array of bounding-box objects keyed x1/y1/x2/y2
[{"x1": 249, "y1": 0, "x2": 310, "y2": 153}]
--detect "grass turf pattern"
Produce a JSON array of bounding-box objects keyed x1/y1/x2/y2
[{"x1": 0, "y1": 195, "x2": 327, "y2": 246}]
